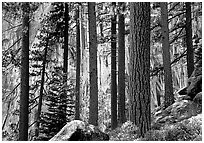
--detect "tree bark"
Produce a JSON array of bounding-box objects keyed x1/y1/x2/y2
[
  {"x1": 63, "y1": 3, "x2": 69, "y2": 82},
  {"x1": 118, "y1": 2, "x2": 126, "y2": 125},
  {"x1": 62, "y1": 2, "x2": 69, "y2": 116},
  {"x1": 75, "y1": 5, "x2": 80, "y2": 120},
  {"x1": 160, "y1": 2, "x2": 174, "y2": 108},
  {"x1": 19, "y1": 2, "x2": 30, "y2": 141},
  {"x1": 88, "y1": 2, "x2": 98, "y2": 126},
  {"x1": 185, "y1": 2, "x2": 194, "y2": 77},
  {"x1": 129, "y1": 2, "x2": 151, "y2": 137},
  {"x1": 111, "y1": 2, "x2": 118, "y2": 130}
]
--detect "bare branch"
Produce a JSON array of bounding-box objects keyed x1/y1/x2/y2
[
  {"x1": 3, "y1": 38, "x2": 22, "y2": 54},
  {"x1": 3, "y1": 83, "x2": 20, "y2": 102},
  {"x1": 168, "y1": 2, "x2": 180, "y2": 12},
  {"x1": 2, "y1": 23, "x2": 22, "y2": 33},
  {"x1": 150, "y1": 49, "x2": 187, "y2": 76},
  {"x1": 169, "y1": 27, "x2": 185, "y2": 44}
]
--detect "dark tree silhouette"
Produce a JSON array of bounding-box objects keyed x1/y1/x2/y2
[
  {"x1": 63, "y1": 2, "x2": 69, "y2": 111},
  {"x1": 185, "y1": 2, "x2": 194, "y2": 77},
  {"x1": 111, "y1": 2, "x2": 117, "y2": 130},
  {"x1": 75, "y1": 5, "x2": 81, "y2": 120},
  {"x1": 118, "y1": 2, "x2": 126, "y2": 125},
  {"x1": 19, "y1": 2, "x2": 30, "y2": 141},
  {"x1": 88, "y1": 2, "x2": 98, "y2": 126}
]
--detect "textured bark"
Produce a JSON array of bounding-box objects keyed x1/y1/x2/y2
[
  {"x1": 129, "y1": 2, "x2": 151, "y2": 137},
  {"x1": 19, "y1": 2, "x2": 30, "y2": 141},
  {"x1": 75, "y1": 6, "x2": 80, "y2": 120},
  {"x1": 160, "y1": 2, "x2": 174, "y2": 108},
  {"x1": 118, "y1": 2, "x2": 126, "y2": 125},
  {"x1": 185, "y1": 2, "x2": 194, "y2": 77},
  {"x1": 88, "y1": 2, "x2": 98, "y2": 126},
  {"x1": 111, "y1": 2, "x2": 117, "y2": 130}
]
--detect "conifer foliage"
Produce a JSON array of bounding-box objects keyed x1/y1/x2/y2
[
  {"x1": 33, "y1": 3, "x2": 75, "y2": 140},
  {"x1": 38, "y1": 67, "x2": 75, "y2": 140}
]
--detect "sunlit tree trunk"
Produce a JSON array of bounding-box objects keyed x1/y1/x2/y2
[
  {"x1": 129, "y1": 2, "x2": 151, "y2": 137},
  {"x1": 88, "y1": 2, "x2": 98, "y2": 126},
  {"x1": 19, "y1": 2, "x2": 30, "y2": 141},
  {"x1": 160, "y1": 2, "x2": 174, "y2": 108}
]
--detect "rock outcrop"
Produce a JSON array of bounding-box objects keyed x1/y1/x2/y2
[
  {"x1": 49, "y1": 120, "x2": 109, "y2": 141},
  {"x1": 152, "y1": 63, "x2": 202, "y2": 129},
  {"x1": 178, "y1": 60, "x2": 202, "y2": 100}
]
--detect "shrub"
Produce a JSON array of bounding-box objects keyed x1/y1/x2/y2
[{"x1": 109, "y1": 121, "x2": 139, "y2": 141}]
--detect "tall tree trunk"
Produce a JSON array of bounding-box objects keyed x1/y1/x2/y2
[
  {"x1": 129, "y1": 2, "x2": 151, "y2": 137},
  {"x1": 63, "y1": 3, "x2": 69, "y2": 84},
  {"x1": 185, "y1": 2, "x2": 194, "y2": 77},
  {"x1": 75, "y1": 5, "x2": 80, "y2": 120},
  {"x1": 160, "y1": 2, "x2": 174, "y2": 108},
  {"x1": 34, "y1": 38, "x2": 48, "y2": 137},
  {"x1": 19, "y1": 2, "x2": 30, "y2": 141},
  {"x1": 118, "y1": 2, "x2": 126, "y2": 125},
  {"x1": 62, "y1": 2, "x2": 69, "y2": 121},
  {"x1": 88, "y1": 2, "x2": 98, "y2": 126},
  {"x1": 111, "y1": 2, "x2": 117, "y2": 130}
]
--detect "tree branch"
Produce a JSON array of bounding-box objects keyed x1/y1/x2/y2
[
  {"x1": 150, "y1": 49, "x2": 187, "y2": 76},
  {"x1": 3, "y1": 83, "x2": 20, "y2": 102},
  {"x1": 170, "y1": 27, "x2": 185, "y2": 44},
  {"x1": 3, "y1": 38, "x2": 22, "y2": 54},
  {"x1": 2, "y1": 23, "x2": 22, "y2": 33}
]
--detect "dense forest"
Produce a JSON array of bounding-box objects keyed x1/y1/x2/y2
[{"x1": 1, "y1": 2, "x2": 202, "y2": 141}]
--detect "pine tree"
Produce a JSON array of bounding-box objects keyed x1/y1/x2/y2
[
  {"x1": 37, "y1": 3, "x2": 75, "y2": 140},
  {"x1": 19, "y1": 2, "x2": 30, "y2": 141},
  {"x1": 111, "y1": 2, "x2": 117, "y2": 130},
  {"x1": 160, "y1": 2, "x2": 174, "y2": 108},
  {"x1": 118, "y1": 2, "x2": 126, "y2": 125},
  {"x1": 62, "y1": 1, "x2": 69, "y2": 125},
  {"x1": 185, "y1": 2, "x2": 194, "y2": 77},
  {"x1": 34, "y1": 37, "x2": 49, "y2": 137},
  {"x1": 88, "y1": 2, "x2": 98, "y2": 126},
  {"x1": 39, "y1": 66, "x2": 75, "y2": 140},
  {"x1": 75, "y1": 5, "x2": 81, "y2": 120}
]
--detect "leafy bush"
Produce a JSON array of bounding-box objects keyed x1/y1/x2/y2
[{"x1": 109, "y1": 121, "x2": 139, "y2": 141}]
